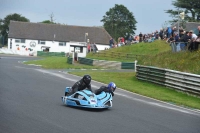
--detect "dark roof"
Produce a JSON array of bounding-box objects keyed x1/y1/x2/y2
[
  {"x1": 173, "y1": 22, "x2": 200, "y2": 34},
  {"x1": 8, "y1": 21, "x2": 111, "y2": 45}
]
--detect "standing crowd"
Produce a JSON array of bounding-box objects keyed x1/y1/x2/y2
[
  {"x1": 165, "y1": 26, "x2": 200, "y2": 52},
  {"x1": 108, "y1": 25, "x2": 200, "y2": 52}
]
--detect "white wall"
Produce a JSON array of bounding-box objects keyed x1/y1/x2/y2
[
  {"x1": 96, "y1": 44, "x2": 110, "y2": 50},
  {"x1": 7, "y1": 38, "x2": 88, "y2": 56},
  {"x1": 0, "y1": 47, "x2": 35, "y2": 56},
  {"x1": 77, "y1": 47, "x2": 87, "y2": 57}
]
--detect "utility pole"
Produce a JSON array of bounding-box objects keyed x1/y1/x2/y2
[
  {"x1": 178, "y1": 8, "x2": 180, "y2": 36},
  {"x1": 49, "y1": 12, "x2": 55, "y2": 23}
]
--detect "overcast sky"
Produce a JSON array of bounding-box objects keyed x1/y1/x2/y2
[{"x1": 0, "y1": 0, "x2": 174, "y2": 35}]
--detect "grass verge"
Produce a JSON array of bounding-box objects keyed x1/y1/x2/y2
[
  {"x1": 69, "y1": 71, "x2": 200, "y2": 110},
  {"x1": 24, "y1": 57, "x2": 102, "y2": 69}
]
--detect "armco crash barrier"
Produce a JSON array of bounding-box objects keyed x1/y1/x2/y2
[
  {"x1": 78, "y1": 57, "x2": 94, "y2": 66},
  {"x1": 67, "y1": 57, "x2": 73, "y2": 64},
  {"x1": 37, "y1": 51, "x2": 65, "y2": 57},
  {"x1": 136, "y1": 65, "x2": 200, "y2": 96}
]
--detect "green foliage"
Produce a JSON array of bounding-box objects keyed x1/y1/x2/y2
[
  {"x1": 87, "y1": 40, "x2": 171, "y2": 61},
  {"x1": 165, "y1": 0, "x2": 200, "y2": 23},
  {"x1": 101, "y1": 4, "x2": 137, "y2": 41},
  {"x1": 138, "y1": 49, "x2": 200, "y2": 74},
  {"x1": 0, "y1": 13, "x2": 29, "y2": 45},
  {"x1": 88, "y1": 40, "x2": 200, "y2": 74},
  {"x1": 24, "y1": 57, "x2": 102, "y2": 69},
  {"x1": 40, "y1": 20, "x2": 56, "y2": 24}
]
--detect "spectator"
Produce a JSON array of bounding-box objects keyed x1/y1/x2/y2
[
  {"x1": 172, "y1": 26, "x2": 177, "y2": 37},
  {"x1": 117, "y1": 42, "x2": 121, "y2": 47},
  {"x1": 93, "y1": 43, "x2": 98, "y2": 53},
  {"x1": 143, "y1": 34, "x2": 146, "y2": 41},
  {"x1": 174, "y1": 32, "x2": 181, "y2": 52},
  {"x1": 159, "y1": 29, "x2": 164, "y2": 40},
  {"x1": 87, "y1": 43, "x2": 90, "y2": 53},
  {"x1": 135, "y1": 35, "x2": 139, "y2": 42},
  {"x1": 198, "y1": 26, "x2": 200, "y2": 34},
  {"x1": 179, "y1": 27, "x2": 184, "y2": 38},
  {"x1": 154, "y1": 30, "x2": 159, "y2": 40},
  {"x1": 127, "y1": 36, "x2": 133, "y2": 44},
  {"x1": 168, "y1": 35, "x2": 175, "y2": 43},
  {"x1": 194, "y1": 34, "x2": 200, "y2": 50},
  {"x1": 120, "y1": 37, "x2": 125, "y2": 45},
  {"x1": 113, "y1": 43, "x2": 117, "y2": 48},
  {"x1": 139, "y1": 32, "x2": 143, "y2": 42},
  {"x1": 147, "y1": 34, "x2": 154, "y2": 43},
  {"x1": 188, "y1": 30, "x2": 197, "y2": 51},
  {"x1": 174, "y1": 32, "x2": 180, "y2": 43},
  {"x1": 143, "y1": 34, "x2": 148, "y2": 42},
  {"x1": 180, "y1": 31, "x2": 191, "y2": 50},
  {"x1": 109, "y1": 38, "x2": 114, "y2": 48},
  {"x1": 169, "y1": 34, "x2": 176, "y2": 52},
  {"x1": 166, "y1": 27, "x2": 172, "y2": 39}
]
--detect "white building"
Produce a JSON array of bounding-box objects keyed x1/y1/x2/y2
[{"x1": 8, "y1": 21, "x2": 111, "y2": 57}]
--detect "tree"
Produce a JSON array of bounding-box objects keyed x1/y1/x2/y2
[
  {"x1": 40, "y1": 20, "x2": 55, "y2": 24},
  {"x1": 40, "y1": 13, "x2": 57, "y2": 24},
  {"x1": 165, "y1": 0, "x2": 200, "y2": 23},
  {"x1": 101, "y1": 4, "x2": 137, "y2": 41},
  {"x1": 0, "y1": 13, "x2": 29, "y2": 45}
]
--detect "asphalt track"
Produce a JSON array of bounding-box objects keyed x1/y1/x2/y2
[{"x1": 0, "y1": 55, "x2": 200, "y2": 133}]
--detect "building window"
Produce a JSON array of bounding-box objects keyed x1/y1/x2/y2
[
  {"x1": 59, "y1": 42, "x2": 66, "y2": 46},
  {"x1": 74, "y1": 47, "x2": 83, "y2": 53},
  {"x1": 80, "y1": 47, "x2": 83, "y2": 53},
  {"x1": 15, "y1": 39, "x2": 25, "y2": 43},
  {"x1": 10, "y1": 43, "x2": 12, "y2": 49},
  {"x1": 38, "y1": 40, "x2": 46, "y2": 44}
]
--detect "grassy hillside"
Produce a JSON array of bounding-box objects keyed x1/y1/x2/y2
[{"x1": 87, "y1": 40, "x2": 200, "y2": 74}]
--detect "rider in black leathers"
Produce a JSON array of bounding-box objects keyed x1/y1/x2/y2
[{"x1": 65, "y1": 75, "x2": 92, "y2": 96}]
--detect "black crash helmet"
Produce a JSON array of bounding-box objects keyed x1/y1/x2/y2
[{"x1": 83, "y1": 75, "x2": 91, "y2": 85}]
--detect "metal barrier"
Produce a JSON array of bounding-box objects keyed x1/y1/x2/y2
[
  {"x1": 37, "y1": 51, "x2": 65, "y2": 57},
  {"x1": 121, "y1": 62, "x2": 135, "y2": 69},
  {"x1": 136, "y1": 65, "x2": 200, "y2": 95},
  {"x1": 78, "y1": 57, "x2": 94, "y2": 66},
  {"x1": 67, "y1": 57, "x2": 73, "y2": 64}
]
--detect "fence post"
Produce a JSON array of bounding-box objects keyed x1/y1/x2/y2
[
  {"x1": 171, "y1": 42, "x2": 177, "y2": 52},
  {"x1": 77, "y1": 53, "x2": 78, "y2": 61},
  {"x1": 134, "y1": 60, "x2": 137, "y2": 72},
  {"x1": 72, "y1": 52, "x2": 74, "y2": 64}
]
